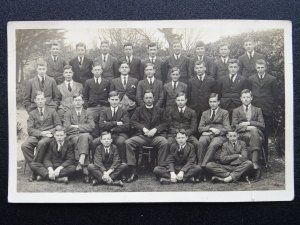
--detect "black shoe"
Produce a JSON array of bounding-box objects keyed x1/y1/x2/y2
[
  {"x1": 56, "y1": 177, "x2": 69, "y2": 184},
  {"x1": 184, "y1": 177, "x2": 195, "y2": 183},
  {"x1": 254, "y1": 168, "x2": 261, "y2": 180},
  {"x1": 76, "y1": 164, "x2": 83, "y2": 171},
  {"x1": 92, "y1": 179, "x2": 99, "y2": 186},
  {"x1": 111, "y1": 180, "x2": 124, "y2": 187},
  {"x1": 36, "y1": 175, "x2": 43, "y2": 181},
  {"x1": 126, "y1": 174, "x2": 138, "y2": 183},
  {"x1": 160, "y1": 178, "x2": 171, "y2": 185},
  {"x1": 211, "y1": 176, "x2": 225, "y2": 183},
  {"x1": 28, "y1": 173, "x2": 36, "y2": 182},
  {"x1": 83, "y1": 175, "x2": 90, "y2": 183}
]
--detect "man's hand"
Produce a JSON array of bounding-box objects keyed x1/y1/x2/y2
[
  {"x1": 102, "y1": 172, "x2": 112, "y2": 183},
  {"x1": 147, "y1": 128, "x2": 157, "y2": 137},
  {"x1": 177, "y1": 171, "x2": 184, "y2": 181},
  {"x1": 143, "y1": 127, "x2": 150, "y2": 135},
  {"x1": 48, "y1": 167, "x2": 55, "y2": 180},
  {"x1": 70, "y1": 125, "x2": 79, "y2": 128},
  {"x1": 54, "y1": 166, "x2": 63, "y2": 177},
  {"x1": 170, "y1": 172, "x2": 177, "y2": 183},
  {"x1": 202, "y1": 131, "x2": 213, "y2": 136},
  {"x1": 209, "y1": 128, "x2": 220, "y2": 135},
  {"x1": 246, "y1": 126, "x2": 256, "y2": 131},
  {"x1": 41, "y1": 131, "x2": 52, "y2": 137},
  {"x1": 116, "y1": 121, "x2": 124, "y2": 126},
  {"x1": 239, "y1": 122, "x2": 250, "y2": 127}
]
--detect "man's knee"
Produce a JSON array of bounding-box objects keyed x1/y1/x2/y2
[
  {"x1": 205, "y1": 162, "x2": 216, "y2": 170},
  {"x1": 87, "y1": 163, "x2": 95, "y2": 171},
  {"x1": 115, "y1": 136, "x2": 126, "y2": 146},
  {"x1": 38, "y1": 137, "x2": 51, "y2": 146},
  {"x1": 153, "y1": 166, "x2": 162, "y2": 175}
]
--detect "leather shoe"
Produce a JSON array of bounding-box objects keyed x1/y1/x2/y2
[
  {"x1": 83, "y1": 175, "x2": 90, "y2": 183},
  {"x1": 184, "y1": 177, "x2": 195, "y2": 183},
  {"x1": 111, "y1": 180, "x2": 124, "y2": 187},
  {"x1": 126, "y1": 174, "x2": 138, "y2": 183},
  {"x1": 253, "y1": 162, "x2": 260, "y2": 170},
  {"x1": 76, "y1": 164, "x2": 83, "y2": 171},
  {"x1": 92, "y1": 179, "x2": 99, "y2": 186},
  {"x1": 36, "y1": 175, "x2": 43, "y2": 181},
  {"x1": 254, "y1": 168, "x2": 261, "y2": 180},
  {"x1": 28, "y1": 173, "x2": 36, "y2": 182},
  {"x1": 56, "y1": 177, "x2": 69, "y2": 184},
  {"x1": 160, "y1": 178, "x2": 171, "y2": 185}
]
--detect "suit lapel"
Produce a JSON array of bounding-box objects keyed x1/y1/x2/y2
[{"x1": 34, "y1": 76, "x2": 41, "y2": 91}]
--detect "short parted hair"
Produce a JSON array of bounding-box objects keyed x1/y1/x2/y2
[
  {"x1": 123, "y1": 42, "x2": 133, "y2": 48},
  {"x1": 175, "y1": 92, "x2": 187, "y2": 99},
  {"x1": 228, "y1": 59, "x2": 239, "y2": 65},
  {"x1": 148, "y1": 42, "x2": 157, "y2": 48},
  {"x1": 244, "y1": 38, "x2": 255, "y2": 43},
  {"x1": 63, "y1": 65, "x2": 73, "y2": 71},
  {"x1": 195, "y1": 41, "x2": 205, "y2": 48},
  {"x1": 194, "y1": 60, "x2": 206, "y2": 67},
  {"x1": 100, "y1": 40, "x2": 109, "y2": 46},
  {"x1": 176, "y1": 128, "x2": 188, "y2": 137},
  {"x1": 109, "y1": 91, "x2": 120, "y2": 98},
  {"x1": 143, "y1": 89, "x2": 154, "y2": 98},
  {"x1": 76, "y1": 42, "x2": 86, "y2": 49},
  {"x1": 51, "y1": 41, "x2": 60, "y2": 47},
  {"x1": 36, "y1": 58, "x2": 47, "y2": 67},
  {"x1": 93, "y1": 62, "x2": 102, "y2": 68},
  {"x1": 100, "y1": 131, "x2": 112, "y2": 139},
  {"x1": 171, "y1": 40, "x2": 182, "y2": 47},
  {"x1": 170, "y1": 67, "x2": 180, "y2": 73},
  {"x1": 54, "y1": 125, "x2": 65, "y2": 133},
  {"x1": 256, "y1": 59, "x2": 267, "y2": 66},
  {"x1": 227, "y1": 125, "x2": 237, "y2": 133},
  {"x1": 144, "y1": 63, "x2": 155, "y2": 70},
  {"x1": 209, "y1": 93, "x2": 219, "y2": 101},
  {"x1": 240, "y1": 89, "x2": 252, "y2": 97},
  {"x1": 73, "y1": 93, "x2": 83, "y2": 99},
  {"x1": 119, "y1": 61, "x2": 130, "y2": 67},
  {"x1": 35, "y1": 91, "x2": 45, "y2": 99},
  {"x1": 219, "y1": 42, "x2": 230, "y2": 49}
]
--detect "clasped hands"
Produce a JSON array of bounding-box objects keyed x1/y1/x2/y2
[
  {"x1": 102, "y1": 171, "x2": 113, "y2": 183},
  {"x1": 143, "y1": 127, "x2": 157, "y2": 137},
  {"x1": 48, "y1": 166, "x2": 63, "y2": 180},
  {"x1": 41, "y1": 131, "x2": 53, "y2": 138},
  {"x1": 170, "y1": 171, "x2": 184, "y2": 183}
]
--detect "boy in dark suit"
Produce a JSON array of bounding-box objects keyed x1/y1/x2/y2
[
  {"x1": 119, "y1": 42, "x2": 143, "y2": 81},
  {"x1": 163, "y1": 67, "x2": 187, "y2": 109},
  {"x1": 141, "y1": 42, "x2": 163, "y2": 81},
  {"x1": 162, "y1": 40, "x2": 190, "y2": 84},
  {"x1": 206, "y1": 127, "x2": 253, "y2": 183},
  {"x1": 91, "y1": 91, "x2": 130, "y2": 163},
  {"x1": 94, "y1": 41, "x2": 119, "y2": 81},
  {"x1": 45, "y1": 42, "x2": 67, "y2": 85},
  {"x1": 30, "y1": 126, "x2": 76, "y2": 184},
  {"x1": 21, "y1": 92, "x2": 62, "y2": 181},
  {"x1": 238, "y1": 38, "x2": 265, "y2": 78},
  {"x1": 69, "y1": 42, "x2": 93, "y2": 85},
  {"x1": 248, "y1": 59, "x2": 278, "y2": 162},
  {"x1": 83, "y1": 62, "x2": 110, "y2": 137},
  {"x1": 23, "y1": 58, "x2": 60, "y2": 113},
  {"x1": 136, "y1": 63, "x2": 164, "y2": 108},
  {"x1": 232, "y1": 89, "x2": 265, "y2": 177},
  {"x1": 154, "y1": 129, "x2": 202, "y2": 184},
  {"x1": 213, "y1": 42, "x2": 231, "y2": 80},
  {"x1": 88, "y1": 131, "x2": 128, "y2": 187},
  {"x1": 64, "y1": 94, "x2": 95, "y2": 183}
]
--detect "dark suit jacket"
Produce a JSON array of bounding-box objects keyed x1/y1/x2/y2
[
  {"x1": 232, "y1": 105, "x2": 265, "y2": 132},
  {"x1": 131, "y1": 105, "x2": 169, "y2": 136},
  {"x1": 167, "y1": 142, "x2": 196, "y2": 173},
  {"x1": 94, "y1": 54, "x2": 119, "y2": 81},
  {"x1": 69, "y1": 56, "x2": 93, "y2": 85},
  {"x1": 198, "y1": 108, "x2": 230, "y2": 136},
  {"x1": 167, "y1": 106, "x2": 197, "y2": 137},
  {"x1": 136, "y1": 78, "x2": 164, "y2": 107},
  {"x1": 187, "y1": 75, "x2": 216, "y2": 112},
  {"x1": 110, "y1": 76, "x2": 138, "y2": 102},
  {"x1": 58, "y1": 81, "x2": 83, "y2": 111},
  {"x1": 162, "y1": 55, "x2": 190, "y2": 83},
  {"x1": 45, "y1": 56, "x2": 67, "y2": 84},
  {"x1": 141, "y1": 57, "x2": 163, "y2": 81},
  {"x1": 99, "y1": 107, "x2": 129, "y2": 136},
  {"x1": 43, "y1": 139, "x2": 75, "y2": 169},
  {"x1": 189, "y1": 55, "x2": 215, "y2": 77},
  {"x1": 220, "y1": 140, "x2": 248, "y2": 165},
  {"x1": 23, "y1": 76, "x2": 60, "y2": 112},
  {"x1": 248, "y1": 73, "x2": 277, "y2": 116},
  {"x1": 27, "y1": 107, "x2": 62, "y2": 137},
  {"x1": 119, "y1": 56, "x2": 143, "y2": 81},
  {"x1": 63, "y1": 108, "x2": 95, "y2": 134},
  {"x1": 238, "y1": 52, "x2": 265, "y2": 78},
  {"x1": 83, "y1": 78, "x2": 110, "y2": 107},
  {"x1": 94, "y1": 144, "x2": 121, "y2": 172},
  {"x1": 213, "y1": 57, "x2": 231, "y2": 80},
  {"x1": 163, "y1": 81, "x2": 187, "y2": 107}
]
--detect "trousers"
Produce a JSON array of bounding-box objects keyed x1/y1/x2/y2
[
  {"x1": 87, "y1": 163, "x2": 128, "y2": 182},
  {"x1": 153, "y1": 165, "x2": 202, "y2": 180},
  {"x1": 30, "y1": 162, "x2": 76, "y2": 178}
]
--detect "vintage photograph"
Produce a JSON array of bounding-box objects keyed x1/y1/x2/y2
[{"x1": 8, "y1": 20, "x2": 293, "y2": 202}]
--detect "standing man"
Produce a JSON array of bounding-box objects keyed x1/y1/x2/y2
[
  {"x1": 94, "y1": 41, "x2": 119, "y2": 81},
  {"x1": 45, "y1": 42, "x2": 67, "y2": 85},
  {"x1": 213, "y1": 42, "x2": 231, "y2": 80},
  {"x1": 162, "y1": 40, "x2": 190, "y2": 84},
  {"x1": 21, "y1": 92, "x2": 62, "y2": 181},
  {"x1": 248, "y1": 59, "x2": 277, "y2": 162},
  {"x1": 69, "y1": 42, "x2": 93, "y2": 86},
  {"x1": 119, "y1": 42, "x2": 143, "y2": 81},
  {"x1": 125, "y1": 90, "x2": 169, "y2": 182},
  {"x1": 238, "y1": 38, "x2": 266, "y2": 78},
  {"x1": 23, "y1": 58, "x2": 60, "y2": 113}
]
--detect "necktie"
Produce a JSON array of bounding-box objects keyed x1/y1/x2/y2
[
  {"x1": 123, "y1": 76, "x2": 127, "y2": 88},
  {"x1": 260, "y1": 75, "x2": 263, "y2": 81},
  {"x1": 198, "y1": 75, "x2": 202, "y2": 82},
  {"x1": 173, "y1": 81, "x2": 177, "y2": 90},
  {"x1": 149, "y1": 78, "x2": 153, "y2": 88},
  {"x1": 233, "y1": 142, "x2": 236, "y2": 150},
  {"x1": 68, "y1": 82, "x2": 72, "y2": 92},
  {"x1": 223, "y1": 58, "x2": 226, "y2": 65},
  {"x1": 249, "y1": 54, "x2": 253, "y2": 61},
  {"x1": 103, "y1": 55, "x2": 106, "y2": 63},
  {"x1": 79, "y1": 57, "x2": 82, "y2": 66},
  {"x1": 57, "y1": 143, "x2": 61, "y2": 152},
  {"x1": 127, "y1": 56, "x2": 131, "y2": 64},
  {"x1": 41, "y1": 76, "x2": 45, "y2": 89},
  {"x1": 199, "y1": 56, "x2": 203, "y2": 61},
  {"x1": 179, "y1": 108, "x2": 184, "y2": 119},
  {"x1": 39, "y1": 109, "x2": 44, "y2": 120},
  {"x1": 54, "y1": 56, "x2": 57, "y2": 63},
  {"x1": 77, "y1": 111, "x2": 81, "y2": 120},
  {"x1": 178, "y1": 146, "x2": 183, "y2": 156},
  {"x1": 151, "y1": 57, "x2": 154, "y2": 63},
  {"x1": 105, "y1": 148, "x2": 109, "y2": 159},
  {"x1": 112, "y1": 107, "x2": 116, "y2": 119},
  {"x1": 176, "y1": 55, "x2": 179, "y2": 60},
  {"x1": 211, "y1": 110, "x2": 215, "y2": 121},
  {"x1": 230, "y1": 74, "x2": 235, "y2": 84},
  {"x1": 96, "y1": 78, "x2": 99, "y2": 85},
  {"x1": 245, "y1": 105, "x2": 249, "y2": 112}
]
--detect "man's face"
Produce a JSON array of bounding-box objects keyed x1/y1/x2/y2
[
  {"x1": 35, "y1": 95, "x2": 46, "y2": 108},
  {"x1": 143, "y1": 93, "x2": 154, "y2": 106},
  {"x1": 145, "y1": 66, "x2": 155, "y2": 78},
  {"x1": 54, "y1": 131, "x2": 66, "y2": 143},
  {"x1": 119, "y1": 63, "x2": 130, "y2": 75},
  {"x1": 219, "y1": 45, "x2": 230, "y2": 57},
  {"x1": 124, "y1": 46, "x2": 133, "y2": 56},
  {"x1": 63, "y1": 69, "x2": 73, "y2": 81},
  {"x1": 176, "y1": 95, "x2": 187, "y2": 108},
  {"x1": 170, "y1": 70, "x2": 180, "y2": 82},
  {"x1": 240, "y1": 93, "x2": 252, "y2": 106},
  {"x1": 51, "y1": 45, "x2": 60, "y2": 56},
  {"x1": 176, "y1": 133, "x2": 188, "y2": 146},
  {"x1": 209, "y1": 96, "x2": 220, "y2": 110},
  {"x1": 73, "y1": 97, "x2": 84, "y2": 108},
  {"x1": 256, "y1": 64, "x2": 266, "y2": 76},
  {"x1": 100, "y1": 43, "x2": 109, "y2": 54},
  {"x1": 195, "y1": 46, "x2": 205, "y2": 56},
  {"x1": 194, "y1": 64, "x2": 206, "y2": 75},
  {"x1": 36, "y1": 65, "x2": 47, "y2": 76},
  {"x1": 244, "y1": 41, "x2": 255, "y2": 53},
  {"x1": 92, "y1": 66, "x2": 103, "y2": 78},
  {"x1": 76, "y1": 46, "x2": 86, "y2": 57},
  {"x1": 172, "y1": 43, "x2": 182, "y2": 55},
  {"x1": 100, "y1": 134, "x2": 113, "y2": 147},
  {"x1": 148, "y1": 46, "x2": 157, "y2": 57},
  {"x1": 227, "y1": 132, "x2": 238, "y2": 143},
  {"x1": 108, "y1": 95, "x2": 120, "y2": 108},
  {"x1": 228, "y1": 63, "x2": 239, "y2": 75}
]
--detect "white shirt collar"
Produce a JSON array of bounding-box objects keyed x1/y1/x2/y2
[
  {"x1": 174, "y1": 54, "x2": 181, "y2": 59},
  {"x1": 121, "y1": 74, "x2": 128, "y2": 78},
  {"x1": 149, "y1": 56, "x2": 156, "y2": 61},
  {"x1": 210, "y1": 107, "x2": 219, "y2": 115},
  {"x1": 147, "y1": 77, "x2": 154, "y2": 83},
  {"x1": 145, "y1": 105, "x2": 153, "y2": 109},
  {"x1": 178, "y1": 106, "x2": 186, "y2": 112},
  {"x1": 229, "y1": 73, "x2": 237, "y2": 82},
  {"x1": 75, "y1": 107, "x2": 83, "y2": 114},
  {"x1": 179, "y1": 143, "x2": 186, "y2": 149},
  {"x1": 221, "y1": 56, "x2": 229, "y2": 63},
  {"x1": 38, "y1": 107, "x2": 45, "y2": 114},
  {"x1": 126, "y1": 55, "x2": 133, "y2": 61},
  {"x1": 247, "y1": 51, "x2": 254, "y2": 58},
  {"x1": 258, "y1": 73, "x2": 265, "y2": 79},
  {"x1": 197, "y1": 73, "x2": 205, "y2": 81},
  {"x1": 197, "y1": 55, "x2": 204, "y2": 61},
  {"x1": 38, "y1": 74, "x2": 46, "y2": 81},
  {"x1": 78, "y1": 56, "x2": 84, "y2": 61},
  {"x1": 94, "y1": 76, "x2": 101, "y2": 83},
  {"x1": 111, "y1": 106, "x2": 118, "y2": 112},
  {"x1": 102, "y1": 54, "x2": 108, "y2": 60},
  {"x1": 65, "y1": 80, "x2": 73, "y2": 86},
  {"x1": 51, "y1": 55, "x2": 58, "y2": 61},
  {"x1": 57, "y1": 141, "x2": 64, "y2": 147},
  {"x1": 243, "y1": 104, "x2": 251, "y2": 110}
]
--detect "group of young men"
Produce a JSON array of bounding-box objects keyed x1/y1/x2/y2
[{"x1": 21, "y1": 38, "x2": 278, "y2": 187}]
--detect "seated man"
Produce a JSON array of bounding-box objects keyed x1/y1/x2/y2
[
  {"x1": 198, "y1": 93, "x2": 230, "y2": 170},
  {"x1": 232, "y1": 89, "x2": 265, "y2": 177},
  {"x1": 57, "y1": 65, "x2": 83, "y2": 121},
  {"x1": 63, "y1": 94, "x2": 95, "y2": 183},
  {"x1": 167, "y1": 92, "x2": 199, "y2": 151},
  {"x1": 21, "y1": 92, "x2": 61, "y2": 181},
  {"x1": 125, "y1": 90, "x2": 169, "y2": 182},
  {"x1": 154, "y1": 129, "x2": 202, "y2": 184},
  {"x1": 88, "y1": 131, "x2": 128, "y2": 187},
  {"x1": 206, "y1": 126, "x2": 253, "y2": 183},
  {"x1": 30, "y1": 126, "x2": 76, "y2": 184}
]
